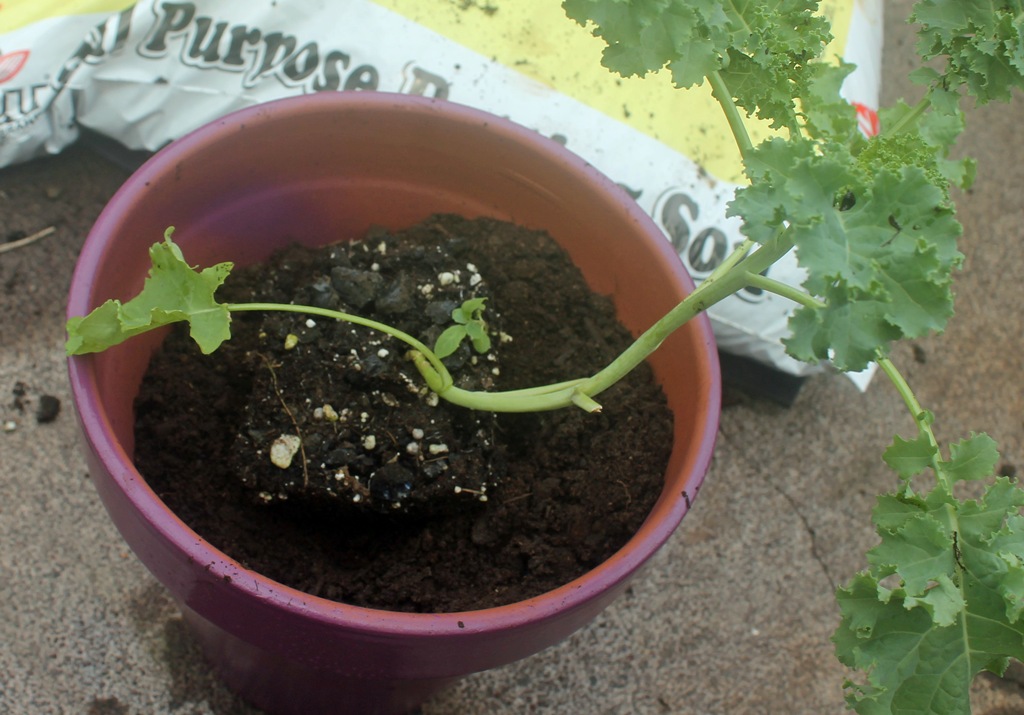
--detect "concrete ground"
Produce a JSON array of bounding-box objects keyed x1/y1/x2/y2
[{"x1": 2, "y1": 3, "x2": 1022, "y2": 713}]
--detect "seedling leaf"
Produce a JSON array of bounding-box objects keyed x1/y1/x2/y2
[
  {"x1": 434, "y1": 325, "x2": 468, "y2": 359},
  {"x1": 453, "y1": 297, "x2": 488, "y2": 323},
  {"x1": 433, "y1": 298, "x2": 491, "y2": 359},
  {"x1": 464, "y1": 322, "x2": 491, "y2": 354}
]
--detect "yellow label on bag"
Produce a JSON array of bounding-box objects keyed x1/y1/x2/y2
[
  {"x1": 0, "y1": 0, "x2": 134, "y2": 34},
  {"x1": 371, "y1": 0, "x2": 854, "y2": 184}
]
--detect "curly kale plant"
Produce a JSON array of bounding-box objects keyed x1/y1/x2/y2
[{"x1": 561, "y1": 1, "x2": 1024, "y2": 713}]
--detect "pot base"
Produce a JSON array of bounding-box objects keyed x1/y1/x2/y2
[{"x1": 181, "y1": 603, "x2": 450, "y2": 715}]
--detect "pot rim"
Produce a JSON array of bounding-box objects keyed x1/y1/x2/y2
[{"x1": 67, "y1": 91, "x2": 721, "y2": 638}]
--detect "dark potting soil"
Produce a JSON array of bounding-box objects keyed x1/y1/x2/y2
[{"x1": 133, "y1": 215, "x2": 673, "y2": 613}]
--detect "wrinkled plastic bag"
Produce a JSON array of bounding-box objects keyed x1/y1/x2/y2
[{"x1": 0, "y1": 0, "x2": 883, "y2": 385}]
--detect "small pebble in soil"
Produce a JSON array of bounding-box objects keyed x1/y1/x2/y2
[{"x1": 269, "y1": 434, "x2": 302, "y2": 468}]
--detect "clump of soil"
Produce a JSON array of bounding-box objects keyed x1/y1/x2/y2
[{"x1": 133, "y1": 215, "x2": 674, "y2": 612}]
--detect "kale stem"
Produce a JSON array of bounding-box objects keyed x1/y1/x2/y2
[
  {"x1": 742, "y1": 273, "x2": 824, "y2": 310},
  {"x1": 876, "y1": 355, "x2": 946, "y2": 483},
  {"x1": 708, "y1": 70, "x2": 755, "y2": 162},
  {"x1": 876, "y1": 356, "x2": 930, "y2": 434},
  {"x1": 575, "y1": 227, "x2": 794, "y2": 400},
  {"x1": 231, "y1": 301, "x2": 594, "y2": 412},
  {"x1": 408, "y1": 362, "x2": 585, "y2": 411},
  {"x1": 883, "y1": 95, "x2": 931, "y2": 137},
  {"x1": 704, "y1": 238, "x2": 756, "y2": 284},
  {"x1": 227, "y1": 302, "x2": 453, "y2": 391},
  {"x1": 230, "y1": 230, "x2": 798, "y2": 414}
]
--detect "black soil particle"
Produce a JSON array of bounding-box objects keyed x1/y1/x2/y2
[{"x1": 36, "y1": 394, "x2": 61, "y2": 423}]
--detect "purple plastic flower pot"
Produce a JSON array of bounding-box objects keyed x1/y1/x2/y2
[{"x1": 66, "y1": 92, "x2": 720, "y2": 715}]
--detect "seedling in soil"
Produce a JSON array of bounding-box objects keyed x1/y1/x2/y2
[
  {"x1": 66, "y1": 1, "x2": 1024, "y2": 712},
  {"x1": 433, "y1": 298, "x2": 491, "y2": 359}
]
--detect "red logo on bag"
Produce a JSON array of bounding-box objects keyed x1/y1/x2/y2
[
  {"x1": 852, "y1": 102, "x2": 880, "y2": 137},
  {"x1": 0, "y1": 49, "x2": 29, "y2": 84}
]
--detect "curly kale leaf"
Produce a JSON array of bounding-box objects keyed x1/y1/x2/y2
[
  {"x1": 835, "y1": 435, "x2": 1024, "y2": 715},
  {"x1": 562, "y1": 0, "x2": 726, "y2": 87},
  {"x1": 562, "y1": 0, "x2": 832, "y2": 131},
  {"x1": 66, "y1": 229, "x2": 232, "y2": 355},
  {"x1": 867, "y1": 85, "x2": 976, "y2": 197},
  {"x1": 912, "y1": 0, "x2": 1024, "y2": 104},
  {"x1": 728, "y1": 135, "x2": 963, "y2": 371}
]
